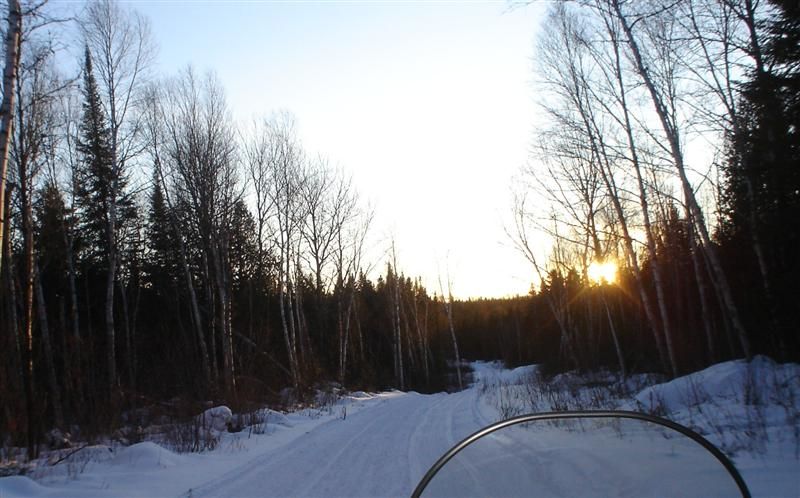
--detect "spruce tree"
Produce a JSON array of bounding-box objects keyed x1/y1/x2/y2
[
  {"x1": 75, "y1": 47, "x2": 114, "y2": 264},
  {"x1": 721, "y1": 0, "x2": 800, "y2": 356},
  {"x1": 75, "y1": 47, "x2": 136, "y2": 392},
  {"x1": 146, "y1": 166, "x2": 179, "y2": 290}
]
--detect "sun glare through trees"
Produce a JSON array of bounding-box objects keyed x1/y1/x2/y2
[{"x1": 587, "y1": 260, "x2": 618, "y2": 285}]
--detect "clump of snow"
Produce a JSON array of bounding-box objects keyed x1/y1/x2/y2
[
  {"x1": 109, "y1": 442, "x2": 183, "y2": 469},
  {"x1": 197, "y1": 406, "x2": 233, "y2": 432}
]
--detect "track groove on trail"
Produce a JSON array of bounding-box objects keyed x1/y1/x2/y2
[{"x1": 188, "y1": 389, "x2": 485, "y2": 498}]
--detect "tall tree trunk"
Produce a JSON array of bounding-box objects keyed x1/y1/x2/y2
[
  {"x1": 64, "y1": 223, "x2": 81, "y2": 400},
  {"x1": 105, "y1": 246, "x2": 116, "y2": 393},
  {"x1": 392, "y1": 268, "x2": 404, "y2": 390},
  {"x1": 2, "y1": 185, "x2": 30, "y2": 456},
  {"x1": 687, "y1": 209, "x2": 717, "y2": 364},
  {"x1": 18, "y1": 151, "x2": 38, "y2": 461},
  {"x1": 604, "y1": 21, "x2": 678, "y2": 377},
  {"x1": 212, "y1": 241, "x2": 235, "y2": 394},
  {"x1": 118, "y1": 280, "x2": 134, "y2": 390},
  {"x1": 157, "y1": 161, "x2": 211, "y2": 387},
  {"x1": 34, "y1": 261, "x2": 63, "y2": 428},
  {"x1": 337, "y1": 280, "x2": 357, "y2": 385},
  {"x1": 443, "y1": 294, "x2": 462, "y2": 391},
  {"x1": 0, "y1": 0, "x2": 22, "y2": 272},
  {"x1": 337, "y1": 291, "x2": 346, "y2": 384},
  {"x1": 279, "y1": 276, "x2": 299, "y2": 389},
  {"x1": 178, "y1": 230, "x2": 210, "y2": 386},
  {"x1": 601, "y1": 292, "x2": 626, "y2": 378},
  {"x1": 202, "y1": 252, "x2": 218, "y2": 384},
  {"x1": 411, "y1": 287, "x2": 430, "y2": 386}
]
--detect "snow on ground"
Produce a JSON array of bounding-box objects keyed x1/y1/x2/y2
[{"x1": 0, "y1": 359, "x2": 798, "y2": 497}]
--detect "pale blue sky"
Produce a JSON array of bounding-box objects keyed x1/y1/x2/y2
[{"x1": 128, "y1": 0, "x2": 546, "y2": 298}]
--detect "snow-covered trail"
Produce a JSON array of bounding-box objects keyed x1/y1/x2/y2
[
  {"x1": 2, "y1": 359, "x2": 796, "y2": 497},
  {"x1": 190, "y1": 388, "x2": 491, "y2": 498}
]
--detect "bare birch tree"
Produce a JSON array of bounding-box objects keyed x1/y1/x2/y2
[
  {"x1": 602, "y1": 0, "x2": 751, "y2": 358},
  {"x1": 264, "y1": 113, "x2": 305, "y2": 389},
  {"x1": 160, "y1": 68, "x2": 240, "y2": 393}
]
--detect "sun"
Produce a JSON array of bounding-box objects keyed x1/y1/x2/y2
[{"x1": 588, "y1": 260, "x2": 618, "y2": 285}]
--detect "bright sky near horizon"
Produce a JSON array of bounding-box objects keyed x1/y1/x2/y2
[{"x1": 129, "y1": 0, "x2": 547, "y2": 299}]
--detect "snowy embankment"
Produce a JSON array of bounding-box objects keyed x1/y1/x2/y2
[{"x1": 0, "y1": 357, "x2": 798, "y2": 497}]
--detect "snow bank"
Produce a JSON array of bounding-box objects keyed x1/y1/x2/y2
[
  {"x1": 635, "y1": 355, "x2": 800, "y2": 412},
  {"x1": 0, "y1": 476, "x2": 50, "y2": 498},
  {"x1": 108, "y1": 442, "x2": 183, "y2": 469}
]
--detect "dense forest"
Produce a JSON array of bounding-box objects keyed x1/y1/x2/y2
[{"x1": 0, "y1": 0, "x2": 797, "y2": 461}]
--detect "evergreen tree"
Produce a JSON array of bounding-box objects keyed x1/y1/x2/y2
[
  {"x1": 75, "y1": 47, "x2": 137, "y2": 392},
  {"x1": 35, "y1": 181, "x2": 68, "y2": 277},
  {"x1": 75, "y1": 47, "x2": 115, "y2": 265},
  {"x1": 145, "y1": 167, "x2": 178, "y2": 289},
  {"x1": 721, "y1": 0, "x2": 800, "y2": 356},
  {"x1": 227, "y1": 198, "x2": 258, "y2": 290}
]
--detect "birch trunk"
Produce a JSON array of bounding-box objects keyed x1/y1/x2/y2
[
  {"x1": 605, "y1": 22, "x2": 678, "y2": 377},
  {"x1": 105, "y1": 227, "x2": 117, "y2": 392},
  {"x1": 212, "y1": 241, "x2": 235, "y2": 394},
  {"x1": 0, "y1": 0, "x2": 21, "y2": 271}
]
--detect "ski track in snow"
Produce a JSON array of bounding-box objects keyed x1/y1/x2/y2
[{"x1": 191, "y1": 389, "x2": 487, "y2": 498}]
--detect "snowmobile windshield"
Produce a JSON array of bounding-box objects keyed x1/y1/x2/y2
[{"x1": 412, "y1": 411, "x2": 751, "y2": 498}]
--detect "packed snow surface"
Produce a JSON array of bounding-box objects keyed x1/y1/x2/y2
[{"x1": 0, "y1": 359, "x2": 797, "y2": 497}]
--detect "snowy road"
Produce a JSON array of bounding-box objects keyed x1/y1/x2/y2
[
  {"x1": 190, "y1": 389, "x2": 492, "y2": 498},
  {"x1": 1, "y1": 360, "x2": 797, "y2": 498}
]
